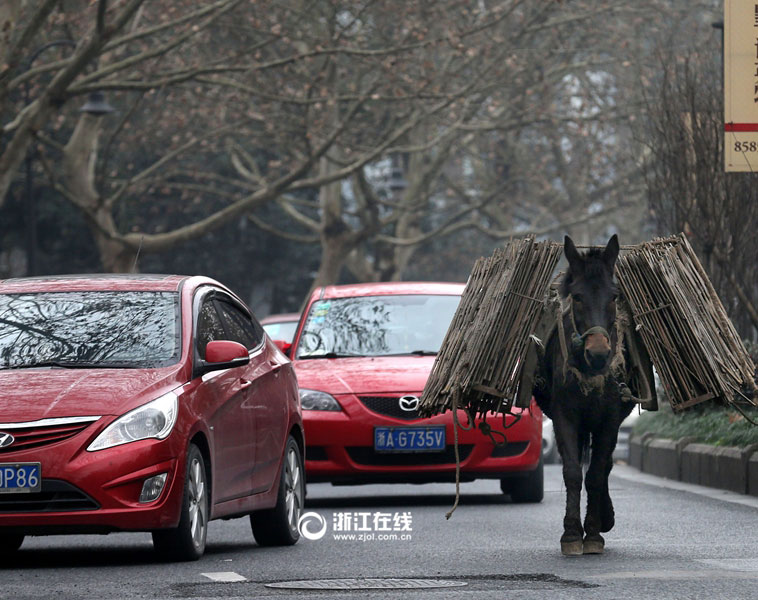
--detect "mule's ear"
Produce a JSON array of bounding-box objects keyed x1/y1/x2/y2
[
  {"x1": 603, "y1": 234, "x2": 620, "y2": 271},
  {"x1": 564, "y1": 235, "x2": 583, "y2": 272}
]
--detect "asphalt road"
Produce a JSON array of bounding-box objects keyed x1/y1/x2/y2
[{"x1": 4, "y1": 464, "x2": 758, "y2": 600}]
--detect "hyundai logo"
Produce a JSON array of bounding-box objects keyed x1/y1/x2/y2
[
  {"x1": 398, "y1": 395, "x2": 420, "y2": 412},
  {"x1": 0, "y1": 432, "x2": 14, "y2": 448}
]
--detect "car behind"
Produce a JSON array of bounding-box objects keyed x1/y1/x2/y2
[
  {"x1": 261, "y1": 312, "x2": 301, "y2": 354},
  {"x1": 290, "y1": 282, "x2": 543, "y2": 501}
]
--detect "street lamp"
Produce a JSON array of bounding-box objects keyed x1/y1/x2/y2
[
  {"x1": 22, "y1": 40, "x2": 114, "y2": 275},
  {"x1": 712, "y1": 21, "x2": 724, "y2": 91},
  {"x1": 79, "y1": 91, "x2": 115, "y2": 116}
]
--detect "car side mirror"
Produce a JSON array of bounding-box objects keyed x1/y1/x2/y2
[
  {"x1": 195, "y1": 340, "x2": 250, "y2": 378},
  {"x1": 272, "y1": 339, "x2": 292, "y2": 356}
]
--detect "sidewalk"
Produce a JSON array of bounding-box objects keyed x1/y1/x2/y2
[
  {"x1": 627, "y1": 434, "x2": 758, "y2": 498},
  {"x1": 612, "y1": 463, "x2": 758, "y2": 510}
]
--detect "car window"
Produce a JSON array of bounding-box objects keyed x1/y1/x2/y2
[
  {"x1": 263, "y1": 320, "x2": 298, "y2": 343},
  {"x1": 196, "y1": 299, "x2": 226, "y2": 360},
  {"x1": 295, "y1": 294, "x2": 460, "y2": 359},
  {"x1": 0, "y1": 291, "x2": 180, "y2": 369},
  {"x1": 215, "y1": 301, "x2": 262, "y2": 350}
]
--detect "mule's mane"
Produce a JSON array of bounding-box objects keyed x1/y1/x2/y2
[{"x1": 559, "y1": 248, "x2": 608, "y2": 299}]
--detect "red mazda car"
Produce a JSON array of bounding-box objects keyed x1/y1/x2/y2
[
  {"x1": 0, "y1": 275, "x2": 304, "y2": 560},
  {"x1": 291, "y1": 282, "x2": 543, "y2": 501}
]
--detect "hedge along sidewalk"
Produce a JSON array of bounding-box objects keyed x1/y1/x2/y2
[{"x1": 628, "y1": 434, "x2": 758, "y2": 496}]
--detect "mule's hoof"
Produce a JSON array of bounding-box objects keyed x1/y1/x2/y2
[
  {"x1": 583, "y1": 539, "x2": 605, "y2": 554},
  {"x1": 561, "y1": 540, "x2": 584, "y2": 556}
]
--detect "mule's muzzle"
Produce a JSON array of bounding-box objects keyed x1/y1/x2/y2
[{"x1": 583, "y1": 331, "x2": 611, "y2": 371}]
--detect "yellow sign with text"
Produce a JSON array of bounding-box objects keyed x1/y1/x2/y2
[{"x1": 725, "y1": 0, "x2": 758, "y2": 171}]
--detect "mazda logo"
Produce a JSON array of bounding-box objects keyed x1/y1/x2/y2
[
  {"x1": 398, "y1": 395, "x2": 420, "y2": 412},
  {"x1": 0, "y1": 432, "x2": 14, "y2": 448}
]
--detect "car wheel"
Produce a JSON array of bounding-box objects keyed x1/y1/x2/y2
[
  {"x1": 0, "y1": 534, "x2": 24, "y2": 555},
  {"x1": 500, "y1": 456, "x2": 544, "y2": 503},
  {"x1": 152, "y1": 443, "x2": 208, "y2": 561},
  {"x1": 250, "y1": 436, "x2": 304, "y2": 546},
  {"x1": 543, "y1": 442, "x2": 559, "y2": 464}
]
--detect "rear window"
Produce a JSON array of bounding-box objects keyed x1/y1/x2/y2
[
  {"x1": 295, "y1": 294, "x2": 460, "y2": 359},
  {"x1": 0, "y1": 291, "x2": 180, "y2": 369}
]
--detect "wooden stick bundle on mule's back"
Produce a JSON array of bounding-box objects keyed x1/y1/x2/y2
[
  {"x1": 615, "y1": 234, "x2": 758, "y2": 412},
  {"x1": 419, "y1": 236, "x2": 562, "y2": 419}
]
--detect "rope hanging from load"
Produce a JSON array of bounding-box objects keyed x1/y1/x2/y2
[{"x1": 445, "y1": 390, "x2": 473, "y2": 520}]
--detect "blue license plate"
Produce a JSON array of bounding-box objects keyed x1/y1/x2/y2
[
  {"x1": 0, "y1": 463, "x2": 41, "y2": 493},
  {"x1": 374, "y1": 426, "x2": 446, "y2": 452}
]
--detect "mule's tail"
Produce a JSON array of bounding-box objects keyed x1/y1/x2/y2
[{"x1": 579, "y1": 430, "x2": 591, "y2": 467}]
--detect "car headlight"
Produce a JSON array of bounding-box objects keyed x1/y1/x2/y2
[
  {"x1": 87, "y1": 391, "x2": 179, "y2": 451},
  {"x1": 299, "y1": 389, "x2": 342, "y2": 411}
]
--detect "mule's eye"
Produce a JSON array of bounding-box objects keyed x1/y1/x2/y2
[{"x1": 573, "y1": 294, "x2": 584, "y2": 304}]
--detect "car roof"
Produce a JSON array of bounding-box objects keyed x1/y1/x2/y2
[
  {"x1": 0, "y1": 274, "x2": 196, "y2": 294},
  {"x1": 315, "y1": 281, "x2": 465, "y2": 300}
]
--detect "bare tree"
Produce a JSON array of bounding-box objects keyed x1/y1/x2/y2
[
  {"x1": 246, "y1": 0, "x2": 682, "y2": 286},
  {"x1": 2, "y1": 0, "x2": 717, "y2": 284},
  {"x1": 1, "y1": 0, "x2": 248, "y2": 269},
  {"x1": 639, "y1": 42, "x2": 758, "y2": 336}
]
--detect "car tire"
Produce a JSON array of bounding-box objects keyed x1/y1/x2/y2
[
  {"x1": 0, "y1": 534, "x2": 24, "y2": 555},
  {"x1": 500, "y1": 456, "x2": 544, "y2": 503},
  {"x1": 152, "y1": 443, "x2": 208, "y2": 562},
  {"x1": 250, "y1": 436, "x2": 304, "y2": 546},
  {"x1": 543, "y1": 442, "x2": 559, "y2": 464}
]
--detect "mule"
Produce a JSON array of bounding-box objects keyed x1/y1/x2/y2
[{"x1": 533, "y1": 234, "x2": 635, "y2": 556}]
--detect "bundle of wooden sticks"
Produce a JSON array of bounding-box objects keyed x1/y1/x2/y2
[
  {"x1": 419, "y1": 236, "x2": 562, "y2": 418},
  {"x1": 420, "y1": 233, "x2": 757, "y2": 418},
  {"x1": 616, "y1": 234, "x2": 757, "y2": 413}
]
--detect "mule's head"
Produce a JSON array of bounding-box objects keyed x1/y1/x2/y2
[{"x1": 561, "y1": 234, "x2": 620, "y2": 372}]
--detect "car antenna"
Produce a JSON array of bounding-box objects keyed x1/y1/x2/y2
[{"x1": 131, "y1": 236, "x2": 144, "y2": 273}]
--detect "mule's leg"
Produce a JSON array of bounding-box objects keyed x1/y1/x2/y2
[
  {"x1": 600, "y1": 459, "x2": 615, "y2": 533},
  {"x1": 582, "y1": 429, "x2": 617, "y2": 554},
  {"x1": 553, "y1": 413, "x2": 583, "y2": 556}
]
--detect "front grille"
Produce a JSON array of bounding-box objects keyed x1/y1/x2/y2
[
  {"x1": 346, "y1": 445, "x2": 473, "y2": 466},
  {"x1": 0, "y1": 479, "x2": 99, "y2": 512},
  {"x1": 0, "y1": 418, "x2": 97, "y2": 454},
  {"x1": 358, "y1": 396, "x2": 423, "y2": 420}
]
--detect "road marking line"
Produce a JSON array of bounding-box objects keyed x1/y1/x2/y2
[
  {"x1": 588, "y1": 569, "x2": 758, "y2": 580},
  {"x1": 698, "y1": 559, "x2": 758, "y2": 572},
  {"x1": 201, "y1": 572, "x2": 247, "y2": 582}
]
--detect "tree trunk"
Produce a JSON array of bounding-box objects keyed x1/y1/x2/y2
[
  {"x1": 62, "y1": 113, "x2": 135, "y2": 273},
  {"x1": 311, "y1": 237, "x2": 351, "y2": 289},
  {"x1": 309, "y1": 152, "x2": 359, "y2": 289}
]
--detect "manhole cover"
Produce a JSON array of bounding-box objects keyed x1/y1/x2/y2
[{"x1": 265, "y1": 578, "x2": 468, "y2": 590}]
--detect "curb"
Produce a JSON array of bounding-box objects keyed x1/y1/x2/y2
[{"x1": 628, "y1": 435, "x2": 758, "y2": 497}]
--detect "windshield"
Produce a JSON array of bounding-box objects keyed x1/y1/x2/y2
[
  {"x1": 295, "y1": 294, "x2": 460, "y2": 359},
  {"x1": 0, "y1": 291, "x2": 180, "y2": 369},
  {"x1": 263, "y1": 320, "x2": 298, "y2": 343}
]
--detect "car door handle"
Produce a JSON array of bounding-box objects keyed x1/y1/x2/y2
[
  {"x1": 239, "y1": 378, "x2": 253, "y2": 389},
  {"x1": 268, "y1": 361, "x2": 282, "y2": 376}
]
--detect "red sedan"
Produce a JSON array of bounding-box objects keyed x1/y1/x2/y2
[
  {"x1": 291, "y1": 282, "x2": 543, "y2": 501},
  {"x1": 0, "y1": 275, "x2": 304, "y2": 560}
]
